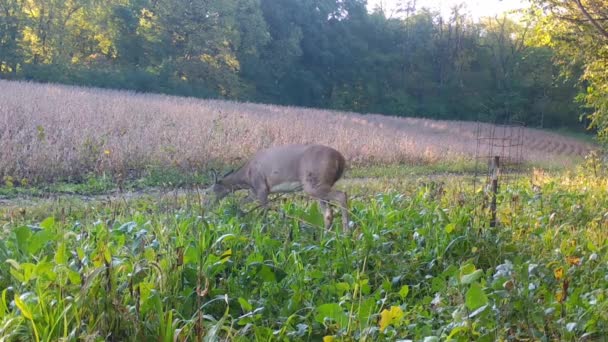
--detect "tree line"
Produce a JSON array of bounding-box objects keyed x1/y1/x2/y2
[{"x1": 0, "y1": 0, "x2": 599, "y2": 132}]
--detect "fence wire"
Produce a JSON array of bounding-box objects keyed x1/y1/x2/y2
[{"x1": 472, "y1": 120, "x2": 526, "y2": 224}]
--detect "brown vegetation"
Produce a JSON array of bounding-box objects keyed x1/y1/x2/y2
[{"x1": 0, "y1": 80, "x2": 596, "y2": 183}]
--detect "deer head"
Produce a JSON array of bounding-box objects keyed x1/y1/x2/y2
[{"x1": 205, "y1": 168, "x2": 237, "y2": 202}]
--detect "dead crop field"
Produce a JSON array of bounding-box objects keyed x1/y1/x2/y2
[
  {"x1": 2, "y1": 80, "x2": 608, "y2": 341},
  {"x1": 0, "y1": 79, "x2": 597, "y2": 183}
]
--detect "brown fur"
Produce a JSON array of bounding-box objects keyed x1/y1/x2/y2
[{"x1": 207, "y1": 144, "x2": 349, "y2": 232}]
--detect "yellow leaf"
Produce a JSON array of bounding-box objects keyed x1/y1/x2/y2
[
  {"x1": 14, "y1": 295, "x2": 33, "y2": 320},
  {"x1": 323, "y1": 336, "x2": 335, "y2": 342},
  {"x1": 379, "y1": 306, "x2": 404, "y2": 332},
  {"x1": 555, "y1": 290, "x2": 565, "y2": 303},
  {"x1": 566, "y1": 256, "x2": 581, "y2": 266},
  {"x1": 554, "y1": 267, "x2": 564, "y2": 280},
  {"x1": 104, "y1": 149, "x2": 111, "y2": 155},
  {"x1": 220, "y1": 249, "x2": 232, "y2": 263}
]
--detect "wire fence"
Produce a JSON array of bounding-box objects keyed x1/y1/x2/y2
[{"x1": 471, "y1": 120, "x2": 527, "y2": 226}]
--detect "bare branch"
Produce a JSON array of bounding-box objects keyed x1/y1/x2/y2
[
  {"x1": 574, "y1": 0, "x2": 608, "y2": 40},
  {"x1": 556, "y1": 15, "x2": 608, "y2": 23}
]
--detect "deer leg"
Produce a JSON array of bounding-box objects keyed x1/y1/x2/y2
[
  {"x1": 241, "y1": 189, "x2": 257, "y2": 205},
  {"x1": 257, "y1": 191, "x2": 269, "y2": 209},
  {"x1": 252, "y1": 185, "x2": 270, "y2": 220},
  {"x1": 327, "y1": 190, "x2": 349, "y2": 232},
  {"x1": 248, "y1": 172, "x2": 270, "y2": 213},
  {"x1": 319, "y1": 199, "x2": 333, "y2": 230}
]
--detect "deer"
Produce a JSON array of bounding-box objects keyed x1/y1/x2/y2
[{"x1": 205, "y1": 144, "x2": 350, "y2": 232}]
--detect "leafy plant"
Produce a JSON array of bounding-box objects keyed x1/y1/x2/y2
[{"x1": 1, "y1": 170, "x2": 607, "y2": 340}]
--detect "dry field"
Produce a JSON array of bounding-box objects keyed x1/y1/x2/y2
[{"x1": 0, "y1": 79, "x2": 597, "y2": 183}]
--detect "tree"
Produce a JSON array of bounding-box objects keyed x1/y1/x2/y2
[
  {"x1": 0, "y1": 0, "x2": 25, "y2": 73},
  {"x1": 0, "y1": 0, "x2": 589, "y2": 133},
  {"x1": 529, "y1": 0, "x2": 608, "y2": 144}
]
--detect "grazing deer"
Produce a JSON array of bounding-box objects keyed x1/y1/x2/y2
[{"x1": 206, "y1": 144, "x2": 349, "y2": 232}]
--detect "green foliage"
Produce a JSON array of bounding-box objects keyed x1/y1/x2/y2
[
  {"x1": 0, "y1": 0, "x2": 590, "y2": 130},
  {"x1": 1, "y1": 170, "x2": 608, "y2": 340},
  {"x1": 528, "y1": 0, "x2": 608, "y2": 144}
]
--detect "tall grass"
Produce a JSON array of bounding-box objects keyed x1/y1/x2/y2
[{"x1": 0, "y1": 80, "x2": 596, "y2": 183}]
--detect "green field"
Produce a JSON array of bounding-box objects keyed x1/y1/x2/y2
[
  {"x1": 1, "y1": 161, "x2": 607, "y2": 341},
  {"x1": 0, "y1": 79, "x2": 604, "y2": 340},
  {"x1": 1, "y1": 0, "x2": 607, "y2": 339}
]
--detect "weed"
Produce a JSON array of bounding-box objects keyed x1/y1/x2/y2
[{"x1": 1, "y1": 170, "x2": 607, "y2": 340}]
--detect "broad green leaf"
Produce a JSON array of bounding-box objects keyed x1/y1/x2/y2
[
  {"x1": 55, "y1": 243, "x2": 67, "y2": 264},
  {"x1": 67, "y1": 269, "x2": 81, "y2": 285},
  {"x1": 303, "y1": 202, "x2": 324, "y2": 228},
  {"x1": 448, "y1": 326, "x2": 469, "y2": 339},
  {"x1": 9, "y1": 268, "x2": 24, "y2": 283},
  {"x1": 40, "y1": 216, "x2": 55, "y2": 230},
  {"x1": 308, "y1": 270, "x2": 324, "y2": 279},
  {"x1": 15, "y1": 263, "x2": 35, "y2": 283},
  {"x1": 257, "y1": 265, "x2": 276, "y2": 282},
  {"x1": 117, "y1": 221, "x2": 137, "y2": 233},
  {"x1": 459, "y1": 263, "x2": 476, "y2": 276},
  {"x1": 76, "y1": 247, "x2": 85, "y2": 261},
  {"x1": 431, "y1": 277, "x2": 446, "y2": 292},
  {"x1": 357, "y1": 297, "x2": 376, "y2": 328},
  {"x1": 445, "y1": 223, "x2": 456, "y2": 234},
  {"x1": 139, "y1": 282, "x2": 156, "y2": 315},
  {"x1": 184, "y1": 246, "x2": 199, "y2": 264},
  {"x1": 35, "y1": 262, "x2": 56, "y2": 281},
  {"x1": 358, "y1": 278, "x2": 371, "y2": 295},
  {"x1": 335, "y1": 282, "x2": 350, "y2": 295},
  {"x1": 399, "y1": 285, "x2": 409, "y2": 299},
  {"x1": 28, "y1": 229, "x2": 55, "y2": 255},
  {"x1": 103, "y1": 248, "x2": 112, "y2": 264},
  {"x1": 238, "y1": 297, "x2": 252, "y2": 312},
  {"x1": 250, "y1": 263, "x2": 286, "y2": 283},
  {"x1": 14, "y1": 226, "x2": 31, "y2": 253},
  {"x1": 315, "y1": 303, "x2": 348, "y2": 328},
  {"x1": 460, "y1": 269, "x2": 483, "y2": 285},
  {"x1": 465, "y1": 282, "x2": 488, "y2": 310}
]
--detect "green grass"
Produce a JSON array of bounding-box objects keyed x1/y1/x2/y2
[
  {"x1": 0, "y1": 167, "x2": 211, "y2": 199},
  {"x1": 0, "y1": 156, "x2": 587, "y2": 200},
  {"x1": 346, "y1": 160, "x2": 483, "y2": 179},
  {"x1": 0, "y1": 161, "x2": 529, "y2": 199},
  {"x1": 1, "y1": 163, "x2": 608, "y2": 341}
]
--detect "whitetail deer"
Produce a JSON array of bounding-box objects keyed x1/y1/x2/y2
[{"x1": 205, "y1": 144, "x2": 349, "y2": 232}]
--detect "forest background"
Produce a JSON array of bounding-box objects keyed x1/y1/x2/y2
[{"x1": 1, "y1": 0, "x2": 607, "y2": 140}]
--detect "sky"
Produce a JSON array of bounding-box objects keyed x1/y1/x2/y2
[{"x1": 367, "y1": 0, "x2": 528, "y2": 21}]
